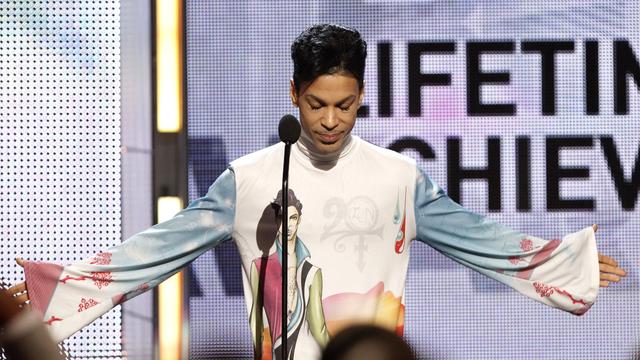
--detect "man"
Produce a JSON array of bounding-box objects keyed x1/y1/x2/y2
[
  {"x1": 8, "y1": 24, "x2": 626, "y2": 360},
  {"x1": 249, "y1": 189, "x2": 329, "y2": 359}
]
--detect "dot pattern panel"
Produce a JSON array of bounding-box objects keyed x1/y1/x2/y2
[
  {"x1": 0, "y1": 1, "x2": 122, "y2": 359},
  {"x1": 186, "y1": 1, "x2": 640, "y2": 359}
]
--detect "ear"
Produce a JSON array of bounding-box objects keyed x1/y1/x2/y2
[{"x1": 290, "y1": 79, "x2": 298, "y2": 107}]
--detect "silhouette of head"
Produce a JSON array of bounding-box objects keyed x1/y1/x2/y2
[{"x1": 321, "y1": 325, "x2": 417, "y2": 360}]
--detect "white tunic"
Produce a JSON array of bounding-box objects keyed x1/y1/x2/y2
[{"x1": 24, "y1": 134, "x2": 599, "y2": 359}]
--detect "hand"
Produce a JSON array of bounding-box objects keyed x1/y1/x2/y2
[
  {"x1": 0, "y1": 288, "x2": 22, "y2": 326},
  {"x1": 593, "y1": 224, "x2": 627, "y2": 287},
  {"x1": 6, "y1": 258, "x2": 30, "y2": 308}
]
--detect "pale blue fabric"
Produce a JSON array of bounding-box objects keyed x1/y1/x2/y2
[
  {"x1": 92, "y1": 168, "x2": 236, "y2": 296},
  {"x1": 413, "y1": 166, "x2": 598, "y2": 315},
  {"x1": 37, "y1": 169, "x2": 237, "y2": 342},
  {"x1": 413, "y1": 166, "x2": 531, "y2": 275}
]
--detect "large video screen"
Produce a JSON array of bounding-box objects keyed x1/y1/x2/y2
[
  {"x1": 186, "y1": 1, "x2": 640, "y2": 359},
  {"x1": 0, "y1": 1, "x2": 123, "y2": 359}
]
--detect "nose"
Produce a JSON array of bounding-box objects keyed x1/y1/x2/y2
[{"x1": 321, "y1": 108, "x2": 339, "y2": 131}]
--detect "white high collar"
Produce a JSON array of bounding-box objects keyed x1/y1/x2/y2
[{"x1": 295, "y1": 129, "x2": 356, "y2": 165}]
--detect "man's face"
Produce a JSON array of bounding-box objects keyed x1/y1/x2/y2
[
  {"x1": 278, "y1": 205, "x2": 300, "y2": 243},
  {"x1": 290, "y1": 73, "x2": 364, "y2": 154}
]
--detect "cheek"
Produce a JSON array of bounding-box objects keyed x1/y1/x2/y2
[{"x1": 298, "y1": 110, "x2": 317, "y2": 130}]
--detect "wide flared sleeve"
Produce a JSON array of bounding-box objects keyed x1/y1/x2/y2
[
  {"x1": 23, "y1": 169, "x2": 237, "y2": 342},
  {"x1": 413, "y1": 167, "x2": 599, "y2": 315}
]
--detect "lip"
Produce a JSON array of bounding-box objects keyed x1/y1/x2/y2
[{"x1": 317, "y1": 132, "x2": 342, "y2": 143}]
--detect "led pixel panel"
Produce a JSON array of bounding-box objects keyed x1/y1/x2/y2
[
  {"x1": 186, "y1": 1, "x2": 640, "y2": 359},
  {"x1": 0, "y1": 1, "x2": 122, "y2": 359}
]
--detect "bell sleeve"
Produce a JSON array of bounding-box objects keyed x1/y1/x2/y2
[
  {"x1": 24, "y1": 169, "x2": 237, "y2": 342},
  {"x1": 413, "y1": 167, "x2": 599, "y2": 315}
]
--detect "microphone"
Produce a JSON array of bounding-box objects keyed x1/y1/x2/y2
[
  {"x1": 278, "y1": 114, "x2": 301, "y2": 144},
  {"x1": 278, "y1": 114, "x2": 299, "y2": 360}
]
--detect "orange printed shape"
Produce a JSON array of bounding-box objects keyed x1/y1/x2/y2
[
  {"x1": 261, "y1": 327, "x2": 272, "y2": 360},
  {"x1": 322, "y1": 282, "x2": 405, "y2": 336},
  {"x1": 374, "y1": 290, "x2": 405, "y2": 335}
]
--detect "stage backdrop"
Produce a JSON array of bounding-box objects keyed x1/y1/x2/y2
[
  {"x1": 186, "y1": 1, "x2": 640, "y2": 359},
  {"x1": 0, "y1": 1, "x2": 124, "y2": 359}
]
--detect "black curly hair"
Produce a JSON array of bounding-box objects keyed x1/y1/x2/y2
[
  {"x1": 255, "y1": 189, "x2": 302, "y2": 255},
  {"x1": 273, "y1": 188, "x2": 302, "y2": 217},
  {"x1": 291, "y1": 24, "x2": 367, "y2": 92}
]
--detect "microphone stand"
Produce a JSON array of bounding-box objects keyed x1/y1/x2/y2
[
  {"x1": 281, "y1": 142, "x2": 292, "y2": 360},
  {"x1": 277, "y1": 113, "x2": 299, "y2": 360}
]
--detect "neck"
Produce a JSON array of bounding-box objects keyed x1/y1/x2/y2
[
  {"x1": 288, "y1": 237, "x2": 296, "y2": 254},
  {"x1": 296, "y1": 129, "x2": 354, "y2": 164}
]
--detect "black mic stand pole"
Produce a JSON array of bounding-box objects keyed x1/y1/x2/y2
[
  {"x1": 278, "y1": 114, "x2": 300, "y2": 360},
  {"x1": 281, "y1": 142, "x2": 291, "y2": 360}
]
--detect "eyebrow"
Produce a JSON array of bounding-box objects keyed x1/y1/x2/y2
[{"x1": 304, "y1": 94, "x2": 356, "y2": 105}]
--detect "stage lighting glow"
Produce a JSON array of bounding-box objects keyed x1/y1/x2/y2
[
  {"x1": 156, "y1": 0, "x2": 183, "y2": 133},
  {"x1": 157, "y1": 196, "x2": 184, "y2": 223},
  {"x1": 158, "y1": 271, "x2": 184, "y2": 360},
  {"x1": 157, "y1": 195, "x2": 184, "y2": 360}
]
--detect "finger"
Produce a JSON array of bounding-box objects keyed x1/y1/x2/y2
[
  {"x1": 600, "y1": 273, "x2": 621, "y2": 283},
  {"x1": 592, "y1": 224, "x2": 598, "y2": 233},
  {"x1": 599, "y1": 263, "x2": 627, "y2": 276},
  {"x1": 15, "y1": 258, "x2": 25, "y2": 268},
  {"x1": 600, "y1": 280, "x2": 609, "y2": 287},
  {"x1": 7, "y1": 282, "x2": 26, "y2": 296},
  {"x1": 598, "y1": 253, "x2": 618, "y2": 267},
  {"x1": 14, "y1": 293, "x2": 29, "y2": 305}
]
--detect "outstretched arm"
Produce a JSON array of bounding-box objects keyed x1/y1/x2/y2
[
  {"x1": 413, "y1": 167, "x2": 625, "y2": 315},
  {"x1": 7, "y1": 169, "x2": 236, "y2": 342}
]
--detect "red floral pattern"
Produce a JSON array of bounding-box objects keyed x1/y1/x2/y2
[
  {"x1": 533, "y1": 281, "x2": 555, "y2": 298},
  {"x1": 554, "y1": 288, "x2": 587, "y2": 306},
  {"x1": 45, "y1": 316, "x2": 63, "y2": 325},
  {"x1": 89, "y1": 252, "x2": 112, "y2": 265},
  {"x1": 533, "y1": 282, "x2": 587, "y2": 309},
  {"x1": 60, "y1": 275, "x2": 88, "y2": 284},
  {"x1": 520, "y1": 238, "x2": 534, "y2": 252},
  {"x1": 91, "y1": 271, "x2": 113, "y2": 289},
  {"x1": 137, "y1": 283, "x2": 150, "y2": 291},
  {"x1": 59, "y1": 272, "x2": 113, "y2": 289},
  {"x1": 77, "y1": 298, "x2": 99, "y2": 312}
]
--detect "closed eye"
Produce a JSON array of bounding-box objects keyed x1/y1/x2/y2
[{"x1": 304, "y1": 94, "x2": 357, "y2": 112}]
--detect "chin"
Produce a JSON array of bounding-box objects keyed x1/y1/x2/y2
[{"x1": 314, "y1": 140, "x2": 343, "y2": 154}]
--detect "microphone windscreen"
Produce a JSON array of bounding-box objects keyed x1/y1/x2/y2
[{"x1": 278, "y1": 114, "x2": 301, "y2": 144}]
